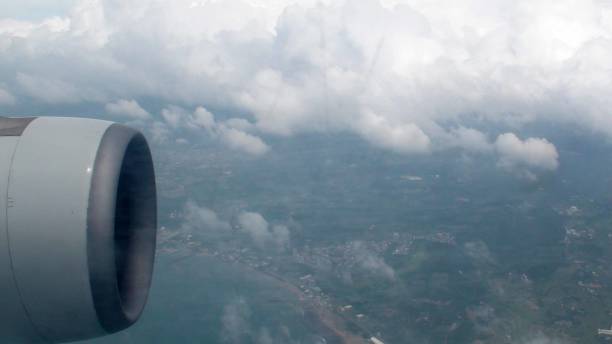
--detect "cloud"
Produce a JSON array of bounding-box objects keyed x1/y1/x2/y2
[
  {"x1": 221, "y1": 297, "x2": 252, "y2": 344},
  {"x1": 218, "y1": 125, "x2": 270, "y2": 156},
  {"x1": 237, "y1": 212, "x2": 269, "y2": 248},
  {"x1": 161, "y1": 105, "x2": 216, "y2": 131},
  {"x1": 159, "y1": 105, "x2": 270, "y2": 155},
  {"x1": 105, "y1": 99, "x2": 150, "y2": 119},
  {"x1": 191, "y1": 106, "x2": 216, "y2": 131},
  {"x1": 349, "y1": 241, "x2": 395, "y2": 281},
  {"x1": 355, "y1": 110, "x2": 431, "y2": 154},
  {"x1": 271, "y1": 225, "x2": 290, "y2": 251},
  {"x1": 16, "y1": 73, "x2": 84, "y2": 104},
  {"x1": 495, "y1": 133, "x2": 559, "y2": 171},
  {"x1": 161, "y1": 106, "x2": 185, "y2": 129},
  {"x1": 514, "y1": 332, "x2": 570, "y2": 344},
  {"x1": 0, "y1": 87, "x2": 15, "y2": 105},
  {"x1": 237, "y1": 211, "x2": 290, "y2": 250},
  {"x1": 181, "y1": 200, "x2": 231, "y2": 232},
  {"x1": 0, "y1": 0, "x2": 610, "y2": 156},
  {"x1": 147, "y1": 120, "x2": 171, "y2": 144},
  {"x1": 438, "y1": 127, "x2": 556, "y2": 179},
  {"x1": 221, "y1": 297, "x2": 299, "y2": 344},
  {"x1": 446, "y1": 127, "x2": 493, "y2": 153}
]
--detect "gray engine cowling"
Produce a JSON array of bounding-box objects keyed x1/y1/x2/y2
[{"x1": 0, "y1": 117, "x2": 157, "y2": 343}]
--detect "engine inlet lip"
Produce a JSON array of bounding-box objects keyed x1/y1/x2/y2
[{"x1": 86, "y1": 124, "x2": 157, "y2": 333}]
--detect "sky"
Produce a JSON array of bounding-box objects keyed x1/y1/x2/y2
[
  {"x1": 0, "y1": 0, "x2": 78, "y2": 20},
  {"x1": 1, "y1": 0, "x2": 612, "y2": 177}
]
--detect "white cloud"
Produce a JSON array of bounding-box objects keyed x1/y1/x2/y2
[
  {"x1": 495, "y1": 133, "x2": 559, "y2": 171},
  {"x1": 0, "y1": 16, "x2": 69, "y2": 37},
  {"x1": 181, "y1": 200, "x2": 231, "y2": 232},
  {"x1": 224, "y1": 117, "x2": 255, "y2": 131},
  {"x1": 161, "y1": 105, "x2": 185, "y2": 129},
  {"x1": 0, "y1": 88, "x2": 15, "y2": 105},
  {"x1": 163, "y1": 105, "x2": 216, "y2": 131},
  {"x1": 271, "y1": 225, "x2": 290, "y2": 251},
  {"x1": 160, "y1": 105, "x2": 270, "y2": 155},
  {"x1": 355, "y1": 110, "x2": 431, "y2": 154},
  {"x1": 2, "y1": 0, "x2": 612, "y2": 155},
  {"x1": 16, "y1": 73, "x2": 84, "y2": 104},
  {"x1": 218, "y1": 125, "x2": 270, "y2": 156},
  {"x1": 237, "y1": 211, "x2": 269, "y2": 248},
  {"x1": 105, "y1": 99, "x2": 150, "y2": 119},
  {"x1": 237, "y1": 211, "x2": 290, "y2": 250},
  {"x1": 191, "y1": 106, "x2": 216, "y2": 131},
  {"x1": 446, "y1": 127, "x2": 493, "y2": 153}
]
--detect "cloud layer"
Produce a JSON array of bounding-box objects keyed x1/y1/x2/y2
[{"x1": 3, "y1": 0, "x2": 609, "y2": 164}]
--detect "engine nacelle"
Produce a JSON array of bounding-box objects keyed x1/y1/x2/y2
[{"x1": 0, "y1": 117, "x2": 157, "y2": 343}]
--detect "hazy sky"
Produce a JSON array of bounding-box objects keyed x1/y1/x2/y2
[
  {"x1": 2, "y1": 0, "x2": 611, "y2": 175},
  {"x1": 0, "y1": 0, "x2": 77, "y2": 20}
]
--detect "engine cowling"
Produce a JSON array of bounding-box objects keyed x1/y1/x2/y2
[{"x1": 0, "y1": 116, "x2": 157, "y2": 343}]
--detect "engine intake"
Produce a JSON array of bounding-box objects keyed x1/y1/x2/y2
[{"x1": 0, "y1": 117, "x2": 157, "y2": 343}]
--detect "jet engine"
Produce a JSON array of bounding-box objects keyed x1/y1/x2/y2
[{"x1": 0, "y1": 117, "x2": 157, "y2": 343}]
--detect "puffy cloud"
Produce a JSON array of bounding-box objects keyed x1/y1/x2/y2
[
  {"x1": 495, "y1": 133, "x2": 559, "y2": 171},
  {"x1": 162, "y1": 105, "x2": 216, "y2": 131},
  {"x1": 237, "y1": 212, "x2": 269, "y2": 247},
  {"x1": 237, "y1": 211, "x2": 290, "y2": 250},
  {"x1": 191, "y1": 106, "x2": 216, "y2": 131},
  {"x1": 218, "y1": 125, "x2": 270, "y2": 156},
  {"x1": 355, "y1": 110, "x2": 431, "y2": 154},
  {"x1": 160, "y1": 105, "x2": 270, "y2": 155},
  {"x1": 105, "y1": 98, "x2": 150, "y2": 119},
  {"x1": 161, "y1": 106, "x2": 185, "y2": 129},
  {"x1": 446, "y1": 127, "x2": 493, "y2": 153},
  {"x1": 181, "y1": 200, "x2": 231, "y2": 232},
  {"x1": 1, "y1": 0, "x2": 611, "y2": 155}
]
